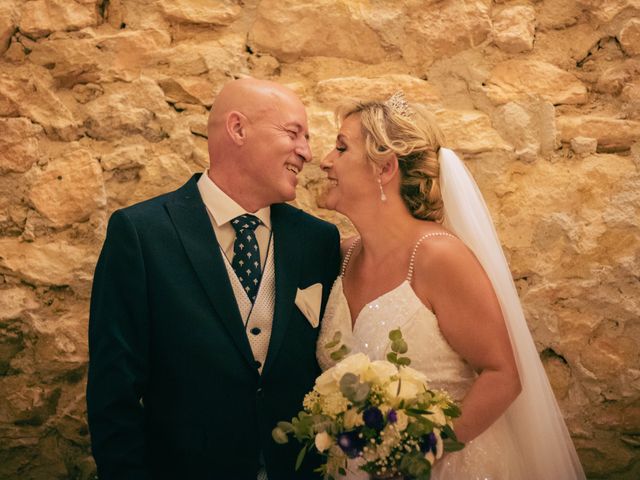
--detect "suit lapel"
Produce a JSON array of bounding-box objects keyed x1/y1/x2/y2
[
  {"x1": 262, "y1": 203, "x2": 302, "y2": 377},
  {"x1": 164, "y1": 175, "x2": 257, "y2": 371}
]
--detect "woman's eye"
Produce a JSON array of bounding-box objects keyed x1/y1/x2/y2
[
  {"x1": 287, "y1": 130, "x2": 297, "y2": 138},
  {"x1": 336, "y1": 146, "x2": 346, "y2": 153}
]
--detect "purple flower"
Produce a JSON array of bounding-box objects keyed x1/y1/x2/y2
[
  {"x1": 387, "y1": 409, "x2": 398, "y2": 424},
  {"x1": 337, "y1": 430, "x2": 365, "y2": 458},
  {"x1": 420, "y1": 432, "x2": 437, "y2": 454},
  {"x1": 363, "y1": 406, "x2": 384, "y2": 431}
]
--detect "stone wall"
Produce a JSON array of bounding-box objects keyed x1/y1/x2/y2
[{"x1": 0, "y1": 0, "x2": 639, "y2": 478}]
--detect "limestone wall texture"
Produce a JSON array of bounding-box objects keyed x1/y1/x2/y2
[{"x1": 0, "y1": 0, "x2": 638, "y2": 478}]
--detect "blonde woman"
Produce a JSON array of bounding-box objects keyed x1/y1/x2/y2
[{"x1": 316, "y1": 94, "x2": 585, "y2": 479}]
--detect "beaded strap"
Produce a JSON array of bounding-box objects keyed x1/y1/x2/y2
[
  {"x1": 407, "y1": 232, "x2": 456, "y2": 282},
  {"x1": 340, "y1": 237, "x2": 361, "y2": 277}
]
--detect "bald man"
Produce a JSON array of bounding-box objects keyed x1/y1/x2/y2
[{"x1": 87, "y1": 79, "x2": 340, "y2": 480}]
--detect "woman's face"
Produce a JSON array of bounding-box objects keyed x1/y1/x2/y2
[{"x1": 320, "y1": 113, "x2": 379, "y2": 214}]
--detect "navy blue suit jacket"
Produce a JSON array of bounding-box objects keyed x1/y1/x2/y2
[{"x1": 87, "y1": 174, "x2": 340, "y2": 479}]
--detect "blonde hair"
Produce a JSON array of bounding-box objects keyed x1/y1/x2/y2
[{"x1": 337, "y1": 101, "x2": 446, "y2": 222}]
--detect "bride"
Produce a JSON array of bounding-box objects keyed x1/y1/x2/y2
[{"x1": 315, "y1": 93, "x2": 585, "y2": 479}]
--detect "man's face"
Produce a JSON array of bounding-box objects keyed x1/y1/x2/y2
[{"x1": 241, "y1": 94, "x2": 311, "y2": 206}]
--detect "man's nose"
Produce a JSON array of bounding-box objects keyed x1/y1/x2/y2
[{"x1": 296, "y1": 138, "x2": 312, "y2": 163}]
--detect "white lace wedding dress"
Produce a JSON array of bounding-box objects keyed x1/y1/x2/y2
[{"x1": 316, "y1": 234, "x2": 526, "y2": 480}]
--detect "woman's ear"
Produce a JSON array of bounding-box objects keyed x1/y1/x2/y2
[
  {"x1": 226, "y1": 111, "x2": 247, "y2": 145},
  {"x1": 379, "y1": 154, "x2": 399, "y2": 185}
]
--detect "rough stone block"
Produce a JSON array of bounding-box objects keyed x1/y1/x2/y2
[
  {"x1": 492, "y1": 5, "x2": 536, "y2": 53},
  {"x1": 486, "y1": 60, "x2": 588, "y2": 105},
  {"x1": 0, "y1": 117, "x2": 43, "y2": 173},
  {"x1": 27, "y1": 150, "x2": 106, "y2": 227},
  {"x1": 570, "y1": 136, "x2": 598, "y2": 155}
]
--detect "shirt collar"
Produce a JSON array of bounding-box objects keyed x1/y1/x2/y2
[{"x1": 197, "y1": 170, "x2": 271, "y2": 229}]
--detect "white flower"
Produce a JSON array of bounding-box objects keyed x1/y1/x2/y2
[
  {"x1": 386, "y1": 378, "x2": 420, "y2": 400},
  {"x1": 343, "y1": 408, "x2": 364, "y2": 429},
  {"x1": 394, "y1": 410, "x2": 409, "y2": 432},
  {"x1": 398, "y1": 365, "x2": 428, "y2": 385},
  {"x1": 315, "y1": 431, "x2": 333, "y2": 452},
  {"x1": 315, "y1": 368, "x2": 339, "y2": 395},
  {"x1": 386, "y1": 366, "x2": 428, "y2": 400},
  {"x1": 425, "y1": 405, "x2": 446, "y2": 426},
  {"x1": 366, "y1": 360, "x2": 397, "y2": 383},
  {"x1": 333, "y1": 352, "x2": 371, "y2": 380},
  {"x1": 315, "y1": 353, "x2": 371, "y2": 395},
  {"x1": 320, "y1": 391, "x2": 349, "y2": 416}
]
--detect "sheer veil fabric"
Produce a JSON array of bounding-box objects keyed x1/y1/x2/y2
[{"x1": 438, "y1": 148, "x2": 585, "y2": 479}]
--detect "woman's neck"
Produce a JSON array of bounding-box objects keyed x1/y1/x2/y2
[{"x1": 346, "y1": 197, "x2": 422, "y2": 263}]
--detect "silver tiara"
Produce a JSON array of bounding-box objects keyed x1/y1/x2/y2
[{"x1": 384, "y1": 91, "x2": 414, "y2": 118}]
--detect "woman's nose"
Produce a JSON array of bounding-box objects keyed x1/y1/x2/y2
[{"x1": 320, "y1": 151, "x2": 333, "y2": 171}]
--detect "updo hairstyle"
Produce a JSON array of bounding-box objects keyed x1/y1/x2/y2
[{"x1": 337, "y1": 100, "x2": 446, "y2": 222}]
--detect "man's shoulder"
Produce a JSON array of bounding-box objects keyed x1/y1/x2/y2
[
  {"x1": 112, "y1": 174, "x2": 200, "y2": 224},
  {"x1": 275, "y1": 203, "x2": 337, "y2": 232}
]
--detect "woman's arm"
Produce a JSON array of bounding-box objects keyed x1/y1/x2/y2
[{"x1": 413, "y1": 237, "x2": 521, "y2": 443}]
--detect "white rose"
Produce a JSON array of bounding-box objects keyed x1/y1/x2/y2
[
  {"x1": 315, "y1": 431, "x2": 333, "y2": 452},
  {"x1": 398, "y1": 366, "x2": 428, "y2": 385},
  {"x1": 366, "y1": 360, "x2": 398, "y2": 383},
  {"x1": 315, "y1": 368, "x2": 339, "y2": 395},
  {"x1": 387, "y1": 378, "x2": 421, "y2": 400},
  {"x1": 334, "y1": 352, "x2": 371, "y2": 380}
]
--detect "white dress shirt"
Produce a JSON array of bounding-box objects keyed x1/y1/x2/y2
[{"x1": 197, "y1": 171, "x2": 271, "y2": 267}]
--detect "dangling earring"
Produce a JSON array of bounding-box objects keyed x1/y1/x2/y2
[{"x1": 377, "y1": 177, "x2": 387, "y2": 202}]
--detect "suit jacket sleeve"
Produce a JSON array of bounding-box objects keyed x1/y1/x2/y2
[{"x1": 86, "y1": 209, "x2": 151, "y2": 480}]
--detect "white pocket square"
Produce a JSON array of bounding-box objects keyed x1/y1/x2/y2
[{"x1": 295, "y1": 283, "x2": 322, "y2": 328}]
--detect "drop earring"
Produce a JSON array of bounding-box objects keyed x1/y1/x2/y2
[{"x1": 377, "y1": 177, "x2": 387, "y2": 202}]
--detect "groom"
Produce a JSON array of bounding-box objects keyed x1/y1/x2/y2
[{"x1": 87, "y1": 78, "x2": 340, "y2": 479}]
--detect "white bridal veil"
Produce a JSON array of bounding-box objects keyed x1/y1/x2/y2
[{"x1": 438, "y1": 148, "x2": 586, "y2": 479}]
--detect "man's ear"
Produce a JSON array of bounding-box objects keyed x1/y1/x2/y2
[
  {"x1": 226, "y1": 111, "x2": 247, "y2": 145},
  {"x1": 379, "y1": 153, "x2": 399, "y2": 185}
]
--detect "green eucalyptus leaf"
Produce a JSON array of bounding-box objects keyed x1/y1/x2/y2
[
  {"x1": 352, "y1": 383, "x2": 370, "y2": 403},
  {"x1": 397, "y1": 356, "x2": 411, "y2": 366},
  {"x1": 394, "y1": 339, "x2": 408, "y2": 354},
  {"x1": 389, "y1": 329, "x2": 402, "y2": 342},
  {"x1": 387, "y1": 352, "x2": 398, "y2": 363}
]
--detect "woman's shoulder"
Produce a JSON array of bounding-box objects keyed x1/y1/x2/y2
[{"x1": 411, "y1": 228, "x2": 476, "y2": 277}]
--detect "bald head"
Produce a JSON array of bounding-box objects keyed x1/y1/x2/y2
[
  {"x1": 205, "y1": 78, "x2": 312, "y2": 212},
  {"x1": 207, "y1": 78, "x2": 303, "y2": 139}
]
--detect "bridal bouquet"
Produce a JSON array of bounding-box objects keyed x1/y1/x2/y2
[{"x1": 272, "y1": 330, "x2": 464, "y2": 480}]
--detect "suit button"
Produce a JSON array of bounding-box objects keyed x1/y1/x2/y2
[
  {"x1": 250, "y1": 327, "x2": 261, "y2": 335},
  {"x1": 256, "y1": 387, "x2": 264, "y2": 397},
  {"x1": 255, "y1": 360, "x2": 262, "y2": 369}
]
